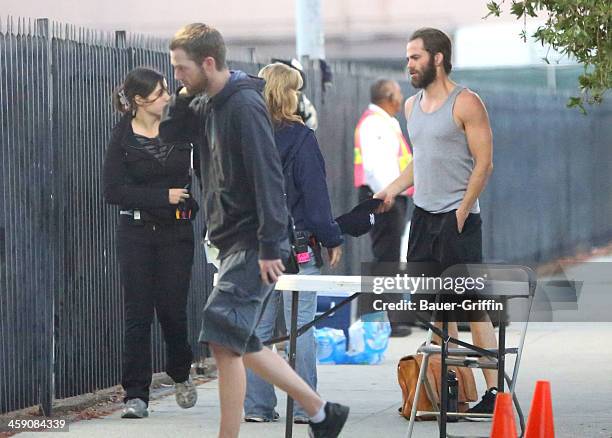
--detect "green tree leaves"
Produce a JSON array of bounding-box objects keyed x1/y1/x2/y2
[{"x1": 486, "y1": 0, "x2": 611, "y2": 113}]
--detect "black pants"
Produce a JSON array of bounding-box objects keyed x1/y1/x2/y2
[
  {"x1": 357, "y1": 186, "x2": 411, "y2": 322},
  {"x1": 370, "y1": 197, "x2": 408, "y2": 263},
  {"x1": 116, "y1": 218, "x2": 195, "y2": 404}
]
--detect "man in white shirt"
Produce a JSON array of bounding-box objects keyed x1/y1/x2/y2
[{"x1": 354, "y1": 79, "x2": 414, "y2": 336}]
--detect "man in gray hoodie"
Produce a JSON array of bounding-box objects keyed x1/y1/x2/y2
[{"x1": 161, "y1": 23, "x2": 349, "y2": 438}]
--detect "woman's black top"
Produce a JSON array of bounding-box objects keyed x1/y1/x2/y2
[{"x1": 103, "y1": 114, "x2": 199, "y2": 223}]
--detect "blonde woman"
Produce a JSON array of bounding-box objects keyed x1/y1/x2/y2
[{"x1": 243, "y1": 62, "x2": 343, "y2": 424}]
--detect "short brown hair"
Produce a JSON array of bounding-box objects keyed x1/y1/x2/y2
[
  {"x1": 409, "y1": 28, "x2": 452, "y2": 74},
  {"x1": 170, "y1": 23, "x2": 226, "y2": 70},
  {"x1": 258, "y1": 63, "x2": 303, "y2": 125}
]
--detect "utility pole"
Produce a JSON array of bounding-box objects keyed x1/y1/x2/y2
[{"x1": 295, "y1": 0, "x2": 325, "y2": 62}]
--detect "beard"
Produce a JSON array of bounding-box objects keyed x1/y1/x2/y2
[
  {"x1": 410, "y1": 56, "x2": 436, "y2": 89},
  {"x1": 184, "y1": 67, "x2": 209, "y2": 95}
]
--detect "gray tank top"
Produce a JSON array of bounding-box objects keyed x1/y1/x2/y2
[{"x1": 407, "y1": 85, "x2": 480, "y2": 214}]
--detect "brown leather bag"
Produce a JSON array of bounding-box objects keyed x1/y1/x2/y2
[{"x1": 397, "y1": 353, "x2": 478, "y2": 419}]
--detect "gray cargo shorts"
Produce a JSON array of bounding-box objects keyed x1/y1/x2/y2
[{"x1": 199, "y1": 247, "x2": 279, "y2": 356}]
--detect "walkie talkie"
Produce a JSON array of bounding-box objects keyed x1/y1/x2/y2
[
  {"x1": 176, "y1": 183, "x2": 193, "y2": 220},
  {"x1": 175, "y1": 144, "x2": 195, "y2": 220}
]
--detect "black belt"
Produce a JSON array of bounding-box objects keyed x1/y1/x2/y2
[{"x1": 118, "y1": 209, "x2": 188, "y2": 226}]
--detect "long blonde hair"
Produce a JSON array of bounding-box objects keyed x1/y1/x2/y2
[{"x1": 258, "y1": 63, "x2": 304, "y2": 125}]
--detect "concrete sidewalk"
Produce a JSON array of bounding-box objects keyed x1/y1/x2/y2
[
  {"x1": 17, "y1": 256, "x2": 612, "y2": 437},
  {"x1": 17, "y1": 322, "x2": 612, "y2": 438}
]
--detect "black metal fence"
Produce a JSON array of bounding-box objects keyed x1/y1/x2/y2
[
  {"x1": 0, "y1": 18, "x2": 219, "y2": 415},
  {"x1": 1, "y1": 17, "x2": 611, "y2": 415}
]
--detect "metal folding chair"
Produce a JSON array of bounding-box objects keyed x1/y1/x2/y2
[{"x1": 406, "y1": 265, "x2": 536, "y2": 438}]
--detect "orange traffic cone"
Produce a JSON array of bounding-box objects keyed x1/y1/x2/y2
[
  {"x1": 490, "y1": 392, "x2": 518, "y2": 438},
  {"x1": 525, "y1": 380, "x2": 555, "y2": 438}
]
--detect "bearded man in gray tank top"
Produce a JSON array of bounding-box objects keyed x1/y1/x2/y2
[{"x1": 375, "y1": 28, "x2": 498, "y2": 416}]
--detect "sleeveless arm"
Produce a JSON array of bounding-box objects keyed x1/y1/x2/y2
[
  {"x1": 454, "y1": 90, "x2": 494, "y2": 224},
  {"x1": 404, "y1": 95, "x2": 417, "y2": 121}
]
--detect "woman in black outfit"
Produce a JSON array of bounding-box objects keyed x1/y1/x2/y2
[{"x1": 103, "y1": 67, "x2": 198, "y2": 418}]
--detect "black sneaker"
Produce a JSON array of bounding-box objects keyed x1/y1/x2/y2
[
  {"x1": 466, "y1": 387, "x2": 497, "y2": 421},
  {"x1": 244, "y1": 411, "x2": 280, "y2": 423},
  {"x1": 308, "y1": 402, "x2": 349, "y2": 438}
]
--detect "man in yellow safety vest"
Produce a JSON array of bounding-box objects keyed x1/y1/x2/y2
[{"x1": 354, "y1": 78, "x2": 414, "y2": 337}]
